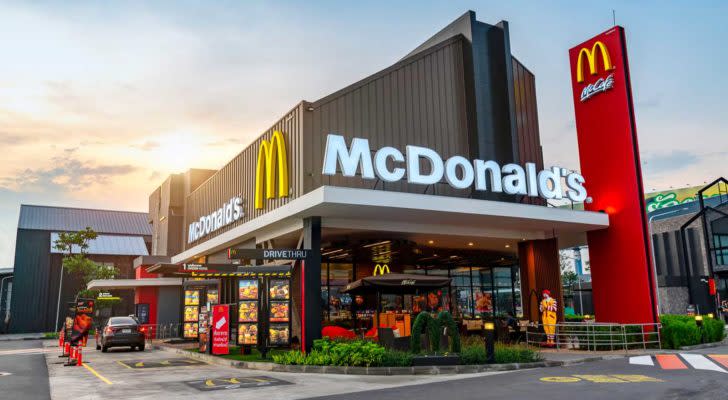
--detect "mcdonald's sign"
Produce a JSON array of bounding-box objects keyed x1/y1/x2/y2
[
  {"x1": 569, "y1": 27, "x2": 659, "y2": 325},
  {"x1": 255, "y1": 130, "x2": 289, "y2": 209},
  {"x1": 373, "y1": 264, "x2": 390, "y2": 276},
  {"x1": 575, "y1": 41, "x2": 614, "y2": 83}
]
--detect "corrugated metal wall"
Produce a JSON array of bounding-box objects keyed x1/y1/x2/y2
[
  {"x1": 512, "y1": 57, "x2": 545, "y2": 205},
  {"x1": 304, "y1": 36, "x2": 472, "y2": 198},
  {"x1": 10, "y1": 230, "x2": 52, "y2": 332},
  {"x1": 185, "y1": 104, "x2": 305, "y2": 248}
]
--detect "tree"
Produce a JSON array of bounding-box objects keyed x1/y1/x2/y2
[{"x1": 53, "y1": 227, "x2": 119, "y2": 300}]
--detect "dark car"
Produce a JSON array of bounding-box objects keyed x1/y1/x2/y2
[{"x1": 97, "y1": 316, "x2": 146, "y2": 352}]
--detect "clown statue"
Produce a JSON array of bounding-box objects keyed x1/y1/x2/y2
[{"x1": 539, "y1": 289, "x2": 558, "y2": 347}]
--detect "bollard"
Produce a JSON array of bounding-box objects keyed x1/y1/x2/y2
[
  {"x1": 484, "y1": 322, "x2": 495, "y2": 364},
  {"x1": 64, "y1": 342, "x2": 70, "y2": 357},
  {"x1": 76, "y1": 347, "x2": 83, "y2": 367},
  {"x1": 70, "y1": 346, "x2": 76, "y2": 361}
]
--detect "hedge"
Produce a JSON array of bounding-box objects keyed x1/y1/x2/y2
[{"x1": 660, "y1": 314, "x2": 726, "y2": 349}]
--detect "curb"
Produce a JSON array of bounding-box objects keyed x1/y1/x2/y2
[
  {"x1": 155, "y1": 344, "x2": 623, "y2": 375},
  {"x1": 680, "y1": 340, "x2": 728, "y2": 351},
  {"x1": 0, "y1": 335, "x2": 46, "y2": 342}
]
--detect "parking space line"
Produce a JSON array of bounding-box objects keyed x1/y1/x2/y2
[
  {"x1": 117, "y1": 361, "x2": 133, "y2": 369},
  {"x1": 83, "y1": 363, "x2": 113, "y2": 385}
]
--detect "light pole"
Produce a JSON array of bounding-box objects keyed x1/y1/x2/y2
[
  {"x1": 648, "y1": 207, "x2": 688, "y2": 315},
  {"x1": 54, "y1": 264, "x2": 64, "y2": 332}
]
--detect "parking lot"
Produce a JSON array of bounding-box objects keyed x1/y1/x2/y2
[{"x1": 43, "y1": 340, "x2": 506, "y2": 400}]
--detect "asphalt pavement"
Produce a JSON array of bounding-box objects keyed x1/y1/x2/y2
[
  {"x1": 0, "y1": 339, "x2": 51, "y2": 400},
  {"x1": 306, "y1": 347, "x2": 728, "y2": 400}
]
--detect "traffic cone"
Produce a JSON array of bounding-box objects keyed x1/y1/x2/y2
[
  {"x1": 76, "y1": 347, "x2": 83, "y2": 367},
  {"x1": 63, "y1": 342, "x2": 70, "y2": 357}
]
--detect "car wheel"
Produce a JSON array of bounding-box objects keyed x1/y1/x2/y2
[
  {"x1": 138, "y1": 344, "x2": 145, "y2": 351},
  {"x1": 101, "y1": 345, "x2": 108, "y2": 353},
  {"x1": 96, "y1": 344, "x2": 101, "y2": 350}
]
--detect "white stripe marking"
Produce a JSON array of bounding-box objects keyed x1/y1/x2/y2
[
  {"x1": 680, "y1": 353, "x2": 728, "y2": 373},
  {"x1": 629, "y1": 355, "x2": 654, "y2": 366}
]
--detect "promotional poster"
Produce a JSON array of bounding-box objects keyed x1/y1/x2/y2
[
  {"x1": 211, "y1": 304, "x2": 229, "y2": 355},
  {"x1": 69, "y1": 298, "x2": 94, "y2": 345}
]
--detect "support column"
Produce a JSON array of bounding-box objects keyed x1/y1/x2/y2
[
  {"x1": 518, "y1": 238, "x2": 563, "y2": 323},
  {"x1": 302, "y1": 217, "x2": 321, "y2": 352}
]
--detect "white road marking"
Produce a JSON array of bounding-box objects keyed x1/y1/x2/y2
[
  {"x1": 629, "y1": 355, "x2": 654, "y2": 366},
  {"x1": 0, "y1": 348, "x2": 57, "y2": 356},
  {"x1": 680, "y1": 354, "x2": 728, "y2": 373}
]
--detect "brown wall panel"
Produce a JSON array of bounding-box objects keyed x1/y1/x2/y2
[{"x1": 518, "y1": 238, "x2": 563, "y2": 322}]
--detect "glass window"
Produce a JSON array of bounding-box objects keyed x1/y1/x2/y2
[{"x1": 329, "y1": 263, "x2": 353, "y2": 286}]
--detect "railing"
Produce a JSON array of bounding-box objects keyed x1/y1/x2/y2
[
  {"x1": 139, "y1": 323, "x2": 185, "y2": 346},
  {"x1": 525, "y1": 322, "x2": 661, "y2": 352}
]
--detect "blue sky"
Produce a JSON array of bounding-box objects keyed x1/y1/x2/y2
[{"x1": 0, "y1": 1, "x2": 726, "y2": 267}]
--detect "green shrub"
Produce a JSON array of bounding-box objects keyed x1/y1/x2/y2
[
  {"x1": 660, "y1": 314, "x2": 726, "y2": 349},
  {"x1": 437, "y1": 311, "x2": 461, "y2": 353},
  {"x1": 272, "y1": 338, "x2": 386, "y2": 367},
  {"x1": 381, "y1": 350, "x2": 413, "y2": 367},
  {"x1": 565, "y1": 314, "x2": 585, "y2": 322},
  {"x1": 410, "y1": 312, "x2": 440, "y2": 353},
  {"x1": 459, "y1": 342, "x2": 541, "y2": 365}
]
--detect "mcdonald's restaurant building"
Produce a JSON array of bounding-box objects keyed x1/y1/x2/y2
[{"x1": 119, "y1": 11, "x2": 618, "y2": 350}]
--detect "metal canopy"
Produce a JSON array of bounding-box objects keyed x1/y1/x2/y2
[{"x1": 341, "y1": 273, "x2": 451, "y2": 295}]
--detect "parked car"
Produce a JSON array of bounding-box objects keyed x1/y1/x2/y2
[{"x1": 97, "y1": 316, "x2": 146, "y2": 352}]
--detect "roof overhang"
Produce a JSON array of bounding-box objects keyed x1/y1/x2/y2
[
  {"x1": 173, "y1": 186, "x2": 609, "y2": 263},
  {"x1": 87, "y1": 278, "x2": 182, "y2": 290},
  {"x1": 133, "y1": 255, "x2": 172, "y2": 269}
]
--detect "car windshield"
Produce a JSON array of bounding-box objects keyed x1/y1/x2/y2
[{"x1": 108, "y1": 317, "x2": 137, "y2": 326}]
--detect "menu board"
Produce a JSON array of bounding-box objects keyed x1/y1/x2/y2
[
  {"x1": 239, "y1": 280, "x2": 259, "y2": 300},
  {"x1": 269, "y1": 301, "x2": 289, "y2": 323},
  {"x1": 207, "y1": 289, "x2": 219, "y2": 305},
  {"x1": 184, "y1": 305, "x2": 199, "y2": 322},
  {"x1": 238, "y1": 301, "x2": 258, "y2": 323},
  {"x1": 185, "y1": 290, "x2": 200, "y2": 306},
  {"x1": 183, "y1": 322, "x2": 199, "y2": 339},
  {"x1": 269, "y1": 280, "x2": 290, "y2": 299},
  {"x1": 269, "y1": 324, "x2": 290, "y2": 345},
  {"x1": 238, "y1": 323, "x2": 258, "y2": 345}
]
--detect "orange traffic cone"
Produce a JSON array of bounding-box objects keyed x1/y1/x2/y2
[
  {"x1": 76, "y1": 347, "x2": 83, "y2": 367},
  {"x1": 64, "y1": 342, "x2": 70, "y2": 357}
]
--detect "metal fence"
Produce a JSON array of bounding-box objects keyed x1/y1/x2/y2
[
  {"x1": 139, "y1": 323, "x2": 185, "y2": 345},
  {"x1": 524, "y1": 322, "x2": 661, "y2": 352}
]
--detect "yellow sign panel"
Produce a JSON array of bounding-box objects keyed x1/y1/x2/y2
[
  {"x1": 576, "y1": 41, "x2": 614, "y2": 83},
  {"x1": 255, "y1": 130, "x2": 289, "y2": 209}
]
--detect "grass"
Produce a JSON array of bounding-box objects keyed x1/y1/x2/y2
[{"x1": 185, "y1": 346, "x2": 285, "y2": 362}]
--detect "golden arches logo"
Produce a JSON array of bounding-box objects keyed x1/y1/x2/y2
[
  {"x1": 373, "y1": 264, "x2": 390, "y2": 275},
  {"x1": 576, "y1": 41, "x2": 615, "y2": 83},
  {"x1": 255, "y1": 130, "x2": 289, "y2": 209}
]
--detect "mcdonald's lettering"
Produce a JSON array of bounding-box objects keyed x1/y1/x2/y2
[
  {"x1": 373, "y1": 264, "x2": 390, "y2": 275},
  {"x1": 255, "y1": 130, "x2": 289, "y2": 209},
  {"x1": 575, "y1": 41, "x2": 614, "y2": 83}
]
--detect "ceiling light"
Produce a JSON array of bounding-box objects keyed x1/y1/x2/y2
[
  {"x1": 505, "y1": 244, "x2": 510, "y2": 248},
  {"x1": 467, "y1": 242, "x2": 474, "y2": 246},
  {"x1": 362, "y1": 240, "x2": 391, "y2": 248},
  {"x1": 427, "y1": 240, "x2": 434, "y2": 244}
]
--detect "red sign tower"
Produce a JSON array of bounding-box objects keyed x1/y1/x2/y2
[{"x1": 569, "y1": 27, "x2": 658, "y2": 324}]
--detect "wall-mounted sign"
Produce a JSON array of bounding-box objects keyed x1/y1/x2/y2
[
  {"x1": 182, "y1": 263, "x2": 240, "y2": 273},
  {"x1": 321, "y1": 134, "x2": 587, "y2": 202},
  {"x1": 227, "y1": 248, "x2": 310, "y2": 260},
  {"x1": 188, "y1": 196, "x2": 244, "y2": 244},
  {"x1": 255, "y1": 130, "x2": 289, "y2": 209},
  {"x1": 373, "y1": 264, "x2": 390, "y2": 275}
]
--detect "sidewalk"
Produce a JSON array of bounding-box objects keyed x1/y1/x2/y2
[{"x1": 0, "y1": 332, "x2": 46, "y2": 341}]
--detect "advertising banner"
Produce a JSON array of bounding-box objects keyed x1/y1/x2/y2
[
  {"x1": 211, "y1": 305, "x2": 230, "y2": 355},
  {"x1": 70, "y1": 298, "x2": 94, "y2": 345},
  {"x1": 569, "y1": 26, "x2": 657, "y2": 323}
]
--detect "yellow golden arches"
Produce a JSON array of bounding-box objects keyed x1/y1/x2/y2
[
  {"x1": 373, "y1": 264, "x2": 390, "y2": 275},
  {"x1": 255, "y1": 130, "x2": 289, "y2": 209},
  {"x1": 576, "y1": 41, "x2": 615, "y2": 83}
]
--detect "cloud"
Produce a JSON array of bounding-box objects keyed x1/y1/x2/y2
[
  {"x1": 642, "y1": 150, "x2": 700, "y2": 174},
  {"x1": 0, "y1": 154, "x2": 138, "y2": 193},
  {"x1": 0, "y1": 132, "x2": 33, "y2": 145},
  {"x1": 132, "y1": 140, "x2": 160, "y2": 151}
]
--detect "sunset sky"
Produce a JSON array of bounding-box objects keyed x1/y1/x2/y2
[{"x1": 1, "y1": 1, "x2": 727, "y2": 267}]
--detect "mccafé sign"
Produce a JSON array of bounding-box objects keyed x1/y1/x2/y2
[
  {"x1": 188, "y1": 196, "x2": 244, "y2": 243},
  {"x1": 322, "y1": 134, "x2": 588, "y2": 202},
  {"x1": 575, "y1": 41, "x2": 615, "y2": 102}
]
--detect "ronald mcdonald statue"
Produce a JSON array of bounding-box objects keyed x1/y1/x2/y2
[{"x1": 539, "y1": 289, "x2": 558, "y2": 346}]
